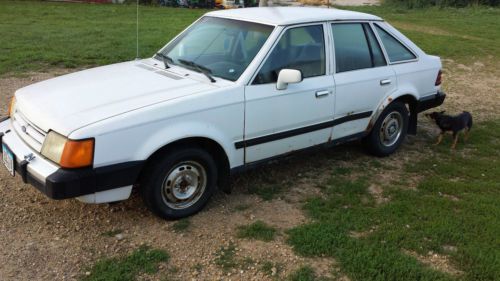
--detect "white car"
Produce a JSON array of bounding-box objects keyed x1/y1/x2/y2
[{"x1": 0, "y1": 7, "x2": 445, "y2": 219}]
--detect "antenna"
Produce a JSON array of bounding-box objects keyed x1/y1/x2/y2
[{"x1": 136, "y1": 0, "x2": 139, "y2": 59}]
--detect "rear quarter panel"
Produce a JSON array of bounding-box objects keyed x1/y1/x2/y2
[{"x1": 380, "y1": 22, "x2": 442, "y2": 99}]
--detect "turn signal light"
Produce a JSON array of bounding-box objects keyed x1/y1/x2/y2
[
  {"x1": 60, "y1": 139, "x2": 94, "y2": 168},
  {"x1": 8, "y1": 97, "x2": 16, "y2": 117}
]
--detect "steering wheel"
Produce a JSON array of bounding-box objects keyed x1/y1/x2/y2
[{"x1": 207, "y1": 62, "x2": 244, "y2": 80}]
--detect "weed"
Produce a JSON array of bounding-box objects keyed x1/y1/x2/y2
[
  {"x1": 171, "y1": 218, "x2": 191, "y2": 232},
  {"x1": 82, "y1": 246, "x2": 169, "y2": 281},
  {"x1": 248, "y1": 184, "x2": 283, "y2": 201},
  {"x1": 214, "y1": 243, "x2": 238, "y2": 272},
  {"x1": 237, "y1": 221, "x2": 277, "y2": 242}
]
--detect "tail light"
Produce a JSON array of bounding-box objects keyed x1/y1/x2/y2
[{"x1": 435, "y1": 70, "x2": 442, "y2": 86}]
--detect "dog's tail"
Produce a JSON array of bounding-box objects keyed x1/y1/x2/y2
[{"x1": 464, "y1": 111, "x2": 473, "y2": 130}]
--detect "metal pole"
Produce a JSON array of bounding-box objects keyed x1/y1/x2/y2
[{"x1": 136, "y1": 0, "x2": 139, "y2": 59}]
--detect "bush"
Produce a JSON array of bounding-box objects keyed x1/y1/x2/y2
[{"x1": 384, "y1": 0, "x2": 499, "y2": 8}]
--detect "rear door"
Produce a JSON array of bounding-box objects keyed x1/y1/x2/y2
[{"x1": 330, "y1": 22, "x2": 397, "y2": 139}]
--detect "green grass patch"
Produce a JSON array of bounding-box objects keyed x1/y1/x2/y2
[
  {"x1": 288, "y1": 120, "x2": 500, "y2": 281},
  {"x1": 82, "y1": 246, "x2": 169, "y2": 281},
  {"x1": 261, "y1": 260, "x2": 283, "y2": 277},
  {"x1": 234, "y1": 203, "x2": 252, "y2": 212},
  {"x1": 0, "y1": 1, "x2": 205, "y2": 75},
  {"x1": 340, "y1": 6, "x2": 500, "y2": 64},
  {"x1": 248, "y1": 184, "x2": 283, "y2": 201},
  {"x1": 214, "y1": 243, "x2": 238, "y2": 272},
  {"x1": 1, "y1": 2, "x2": 498, "y2": 76},
  {"x1": 287, "y1": 265, "x2": 329, "y2": 281},
  {"x1": 171, "y1": 218, "x2": 191, "y2": 232},
  {"x1": 237, "y1": 220, "x2": 277, "y2": 242}
]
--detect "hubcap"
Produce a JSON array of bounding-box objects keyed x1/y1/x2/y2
[
  {"x1": 379, "y1": 111, "x2": 403, "y2": 147},
  {"x1": 161, "y1": 161, "x2": 207, "y2": 210}
]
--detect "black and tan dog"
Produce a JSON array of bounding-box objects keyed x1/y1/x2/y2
[{"x1": 425, "y1": 111, "x2": 473, "y2": 149}]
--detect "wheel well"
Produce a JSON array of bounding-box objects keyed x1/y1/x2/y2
[
  {"x1": 138, "y1": 137, "x2": 231, "y2": 192},
  {"x1": 393, "y1": 94, "x2": 418, "y2": 135}
]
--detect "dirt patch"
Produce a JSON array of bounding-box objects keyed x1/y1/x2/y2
[
  {"x1": 368, "y1": 184, "x2": 390, "y2": 204},
  {"x1": 440, "y1": 59, "x2": 500, "y2": 121},
  {"x1": 403, "y1": 250, "x2": 464, "y2": 277},
  {"x1": 390, "y1": 22, "x2": 481, "y2": 41}
]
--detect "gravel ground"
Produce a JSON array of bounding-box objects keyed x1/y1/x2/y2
[{"x1": 0, "y1": 59, "x2": 498, "y2": 280}]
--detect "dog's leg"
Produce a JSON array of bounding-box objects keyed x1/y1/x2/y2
[
  {"x1": 434, "y1": 132, "x2": 444, "y2": 145},
  {"x1": 464, "y1": 127, "x2": 470, "y2": 142},
  {"x1": 451, "y1": 133, "x2": 459, "y2": 149}
]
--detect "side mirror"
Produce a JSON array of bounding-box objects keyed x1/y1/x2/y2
[{"x1": 276, "y1": 69, "x2": 303, "y2": 90}]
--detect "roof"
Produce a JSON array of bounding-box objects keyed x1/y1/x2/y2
[{"x1": 205, "y1": 7, "x2": 382, "y2": 26}]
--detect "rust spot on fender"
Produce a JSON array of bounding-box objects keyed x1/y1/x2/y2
[{"x1": 366, "y1": 120, "x2": 375, "y2": 132}]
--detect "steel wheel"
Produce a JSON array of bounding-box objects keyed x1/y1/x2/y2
[
  {"x1": 379, "y1": 111, "x2": 404, "y2": 147},
  {"x1": 161, "y1": 161, "x2": 207, "y2": 210}
]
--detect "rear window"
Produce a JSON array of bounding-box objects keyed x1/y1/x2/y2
[{"x1": 374, "y1": 24, "x2": 416, "y2": 63}]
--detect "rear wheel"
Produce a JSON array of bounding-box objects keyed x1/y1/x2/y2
[
  {"x1": 364, "y1": 101, "x2": 409, "y2": 157},
  {"x1": 141, "y1": 146, "x2": 217, "y2": 219}
]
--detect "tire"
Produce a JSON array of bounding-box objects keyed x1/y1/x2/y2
[
  {"x1": 140, "y1": 146, "x2": 218, "y2": 220},
  {"x1": 363, "y1": 101, "x2": 409, "y2": 157}
]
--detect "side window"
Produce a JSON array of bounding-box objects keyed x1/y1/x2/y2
[
  {"x1": 253, "y1": 25, "x2": 325, "y2": 85},
  {"x1": 364, "y1": 24, "x2": 386, "y2": 67},
  {"x1": 332, "y1": 23, "x2": 386, "y2": 73},
  {"x1": 374, "y1": 24, "x2": 416, "y2": 63}
]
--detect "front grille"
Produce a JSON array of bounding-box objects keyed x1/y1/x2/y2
[{"x1": 12, "y1": 109, "x2": 46, "y2": 152}]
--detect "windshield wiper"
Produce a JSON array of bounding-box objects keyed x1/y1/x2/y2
[
  {"x1": 178, "y1": 59, "x2": 216, "y2": 83},
  {"x1": 155, "y1": 53, "x2": 174, "y2": 69}
]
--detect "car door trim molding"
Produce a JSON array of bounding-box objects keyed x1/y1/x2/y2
[{"x1": 235, "y1": 111, "x2": 372, "y2": 149}]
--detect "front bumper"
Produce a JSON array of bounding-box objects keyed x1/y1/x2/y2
[{"x1": 1, "y1": 118, "x2": 143, "y2": 200}]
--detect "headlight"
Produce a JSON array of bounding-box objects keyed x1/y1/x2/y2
[
  {"x1": 8, "y1": 96, "x2": 16, "y2": 118},
  {"x1": 41, "y1": 131, "x2": 94, "y2": 168}
]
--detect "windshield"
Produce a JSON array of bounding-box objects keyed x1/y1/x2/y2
[{"x1": 158, "y1": 17, "x2": 274, "y2": 82}]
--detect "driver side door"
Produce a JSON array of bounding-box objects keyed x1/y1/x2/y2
[{"x1": 241, "y1": 23, "x2": 335, "y2": 163}]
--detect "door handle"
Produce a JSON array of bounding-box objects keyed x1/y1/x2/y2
[
  {"x1": 315, "y1": 90, "x2": 330, "y2": 98},
  {"x1": 380, "y1": 79, "x2": 392, "y2": 86}
]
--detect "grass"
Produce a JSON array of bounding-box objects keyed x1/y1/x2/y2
[
  {"x1": 1, "y1": 1, "x2": 499, "y2": 76},
  {"x1": 0, "y1": 1, "x2": 205, "y2": 75},
  {"x1": 347, "y1": 5, "x2": 500, "y2": 64},
  {"x1": 287, "y1": 120, "x2": 500, "y2": 281},
  {"x1": 287, "y1": 265, "x2": 332, "y2": 281},
  {"x1": 82, "y1": 246, "x2": 169, "y2": 281},
  {"x1": 214, "y1": 243, "x2": 238, "y2": 272},
  {"x1": 248, "y1": 184, "x2": 283, "y2": 201},
  {"x1": 237, "y1": 220, "x2": 277, "y2": 242},
  {"x1": 261, "y1": 260, "x2": 283, "y2": 277},
  {"x1": 234, "y1": 203, "x2": 252, "y2": 211},
  {"x1": 171, "y1": 218, "x2": 191, "y2": 232}
]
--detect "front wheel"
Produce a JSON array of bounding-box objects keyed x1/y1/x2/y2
[
  {"x1": 141, "y1": 146, "x2": 217, "y2": 219},
  {"x1": 363, "y1": 101, "x2": 409, "y2": 157}
]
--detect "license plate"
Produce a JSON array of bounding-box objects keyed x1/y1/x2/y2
[{"x1": 2, "y1": 144, "x2": 15, "y2": 176}]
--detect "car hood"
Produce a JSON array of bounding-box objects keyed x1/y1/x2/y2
[{"x1": 15, "y1": 60, "x2": 217, "y2": 136}]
